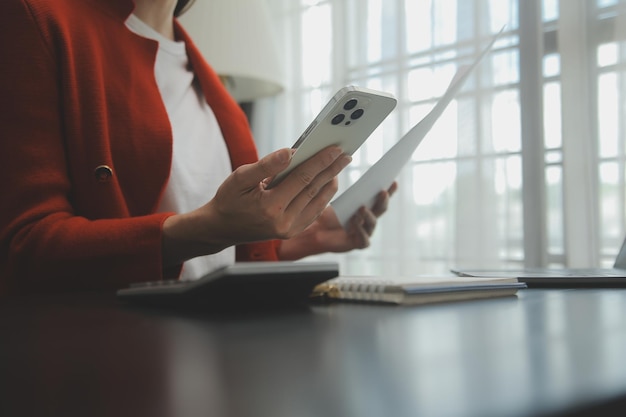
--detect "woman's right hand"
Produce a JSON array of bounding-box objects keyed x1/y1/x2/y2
[{"x1": 161, "y1": 146, "x2": 351, "y2": 266}]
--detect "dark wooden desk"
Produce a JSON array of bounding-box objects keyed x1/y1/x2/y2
[{"x1": 2, "y1": 289, "x2": 626, "y2": 417}]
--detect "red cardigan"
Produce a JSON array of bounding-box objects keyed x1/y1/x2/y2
[{"x1": 0, "y1": 0, "x2": 280, "y2": 295}]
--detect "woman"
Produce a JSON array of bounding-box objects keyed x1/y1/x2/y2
[{"x1": 0, "y1": 0, "x2": 395, "y2": 295}]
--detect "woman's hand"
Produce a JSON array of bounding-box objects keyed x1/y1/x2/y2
[
  {"x1": 278, "y1": 182, "x2": 398, "y2": 260},
  {"x1": 162, "y1": 146, "x2": 351, "y2": 266}
]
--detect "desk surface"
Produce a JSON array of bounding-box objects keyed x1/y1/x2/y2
[{"x1": 2, "y1": 289, "x2": 626, "y2": 417}]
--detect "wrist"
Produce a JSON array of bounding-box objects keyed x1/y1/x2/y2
[{"x1": 161, "y1": 209, "x2": 230, "y2": 267}]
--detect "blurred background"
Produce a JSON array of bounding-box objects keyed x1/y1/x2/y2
[{"x1": 183, "y1": 0, "x2": 626, "y2": 276}]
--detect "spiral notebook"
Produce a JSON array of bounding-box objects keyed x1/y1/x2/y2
[{"x1": 311, "y1": 275, "x2": 526, "y2": 305}]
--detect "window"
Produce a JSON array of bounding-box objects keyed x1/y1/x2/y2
[{"x1": 255, "y1": 0, "x2": 626, "y2": 274}]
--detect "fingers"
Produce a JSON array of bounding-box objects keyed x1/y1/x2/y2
[
  {"x1": 221, "y1": 145, "x2": 352, "y2": 240},
  {"x1": 359, "y1": 206, "x2": 378, "y2": 235},
  {"x1": 348, "y1": 182, "x2": 398, "y2": 248},
  {"x1": 276, "y1": 146, "x2": 351, "y2": 214},
  {"x1": 233, "y1": 148, "x2": 294, "y2": 188},
  {"x1": 348, "y1": 210, "x2": 371, "y2": 249},
  {"x1": 275, "y1": 146, "x2": 344, "y2": 194},
  {"x1": 371, "y1": 181, "x2": 398, "y2": 216},
  {"x1": 353, "y1": 206, "x2": 377, "y2": 235},
  {"x1": 388, "y1": 181, "x2": 399, "y2": 196},
  {"x1": 291, "y1": 176, "x2": 340, "y2": 226}
]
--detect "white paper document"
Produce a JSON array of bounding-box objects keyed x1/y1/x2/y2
[{"x1": 331, "y1": 30, "x2": 503, "y2": 228}]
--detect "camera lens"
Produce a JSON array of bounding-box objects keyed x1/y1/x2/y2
[
  {"x1": 331, "y1": 113, "x2": 345, "y2": 125},
  {"x1": 344, "y1": 99, "x2": 358, "y2": 110},
  {"x1": 350, "y1": 108, "x2": 364, "y2": 120}
]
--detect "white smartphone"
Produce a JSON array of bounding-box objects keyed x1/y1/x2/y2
[{"x1": 267, "y1": 86, "x2": 397, "y2": 188}]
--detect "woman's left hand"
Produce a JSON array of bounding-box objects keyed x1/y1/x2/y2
[{"x1": 278, "y1": 182, "x2": 398, "y2": 260}]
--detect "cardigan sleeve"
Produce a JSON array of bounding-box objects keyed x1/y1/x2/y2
[{"x1": 0, "y1": 0, "x2": 177, "y2": 295}]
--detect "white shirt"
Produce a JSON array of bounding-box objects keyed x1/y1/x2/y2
[{"x1": 125, "y1": 15, "x2": 235, "y2": 280}]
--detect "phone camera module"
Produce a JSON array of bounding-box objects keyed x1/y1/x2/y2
[
  {"x1": 343, "y1": 98, "x2": 358, "y2": 110},
  {"x1": 331, "y1": 113, "x2": 346, "y2": 125},
  {"x1": 350, "y1": 108, "x2": 364, "y2": 120}
]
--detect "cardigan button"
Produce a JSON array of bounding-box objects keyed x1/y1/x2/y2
[{"x1": 94, "y1": 165, "x2": 113, "y2": 182}]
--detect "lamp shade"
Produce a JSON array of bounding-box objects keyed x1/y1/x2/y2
[{"x1": 179, "y1": 0, "x2": 285, "y2": 102}]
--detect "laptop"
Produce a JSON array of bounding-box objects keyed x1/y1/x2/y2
[{"x1": 450, "y1": 237, "x2": 626, "y2": 287}]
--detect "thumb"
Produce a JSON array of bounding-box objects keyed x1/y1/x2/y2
[{"x1": 236, "y1": 148, "x2": 293, "y2": 187}]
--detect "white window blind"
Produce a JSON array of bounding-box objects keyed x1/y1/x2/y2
[{"x1": 252, "y1": 0, "x2": 626, "y2": 275}]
